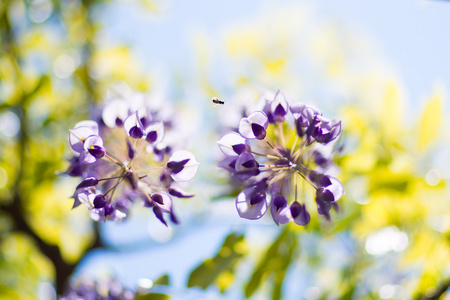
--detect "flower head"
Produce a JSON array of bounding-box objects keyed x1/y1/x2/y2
[
  {"x1": 218, "y1": 90, "x2": 344, "y2": 226},
  {"x1": 64, "y1": 89, "x2": 199, "y2": 225}
]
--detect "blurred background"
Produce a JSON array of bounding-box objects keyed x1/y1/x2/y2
[{"x1": 0, "y1": 0, "x2": 449, "y2": 299}]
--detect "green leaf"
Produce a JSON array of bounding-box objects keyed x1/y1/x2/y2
[
  {"x1": 134, "y1": 293, "x2": 170, "y2": 300},
  {"x1": 187, "y1": 232, "x2": 247, "y2": 292},
  {"x1": 245, "y1": 227, "x2": 298, "y2": 299},
  {"x1": 153, "y1": 274, "x2": 170, "y2": 286}
]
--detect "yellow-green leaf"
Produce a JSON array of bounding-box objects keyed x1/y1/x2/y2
[{"x1": 418, "y1": 92, "x2": 443, "y2": 151}]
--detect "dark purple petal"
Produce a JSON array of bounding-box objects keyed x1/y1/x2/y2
[
  {"x1": 153, "y1": 207, "x2": 168, "y2": 226},
  {"x1": 273, "y1": 195, "x2": 288, "y2": 209},
  {"x1": 250, "y1": 192, "x2": 266, "y2": 205},
  {"x1": 270, "y1": 90, "x2": 289, "y2": 123},
  {"x1": 242, "y1": 160, "x2": 258, "y2": 168},
  {"x1": 232, "y1": 144, "x2": 247, "y2": 155},
  {"x1": 316, "y1": 188, "x2": 335, "y2": 203},
  {"x1": 167, "y1": 158, "x2": 190, "y2": 174},
  {"x1": 290, "y1": 202, "x2": 310, "y2": 226},
  {"x1": 239, "y1": 111, "x2": 268, "y2": 140},
  {"x1": 295, "y1": 118, "x2": 305, "y2": 137},
  {"x1": 76, "y1": 177, "x2": 99, "y2": 189},
  {"x1": 167, "y1": 150, "x2": 199, "y2": 182},
  {"x1": 314, "y1": 152, "x2": 328, "y2": 166},
  {"x1": 146, "y1": 131, "x2": 158, "y2": 143},
  {"x1": 251, "y1": 123, "x2": 266, "y2": 140},
  {"x1": 104, "y1": 204, "x2": 115, "y2": 216},
  {"x1": 151, "y1": 193, "x2": 164, "y2": 205},
  {"x1": 93, "y1": 195, "x2": 107, "y2": 208},
  {"x1": 168, "y1": 187, "x2": 194, "y2": 198},
  {"x1": 88, "y1": 145, "x2": 105, "y2": 159},
  {"x1": 274, "y1": 104, "x2": 286, "y2": 118},
  {"x1": 129, "y1": 126, "x2": 144, "y2": 139},
  {"x1": 127, "y1": 139, "x2": 135, "y2": 159},
  {"x1": 170, "y1": 211, "x2": 179, "y2": 224}
]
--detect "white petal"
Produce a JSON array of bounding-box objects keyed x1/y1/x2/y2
[
  {"x1": 145, "y1": 122, "x2": 165, "y2": 144},
  {"x1": 238, "y1": 117, "x2": 255, "y2": 139},
  {"x1": 328, "y1": 177, "x2": 344, "y2": 201},
  {"x1": 102, "y1": 100, "x2": 129, "y2": 128},
  {"x1": 75, "y1": 120, "x2": 99, "y2": 134},
  {"x1": 217, "y1": 132, "x2": 246, "y2": 156},
  {"x1": 247, "y1": 111, "x2": 268, "y2": 129},
  {"x1": 168, "y1": 150, "x2": 199, "y2": 182}
]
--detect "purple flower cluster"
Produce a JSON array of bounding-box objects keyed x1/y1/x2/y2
[
  {"x1": 59, "y1": 278, "x2": 134, "y2": 300},
  {"x1": 65, "y1": 92, "x2": 199, "y2": 225},
  {"x1": 218, "y1": 90, "x2": 343, "y2": 225}
]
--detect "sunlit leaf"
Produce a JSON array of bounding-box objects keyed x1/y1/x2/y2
[
  {"x1": 153, "y1": 274, "x2": 170, "y2": 286},
  {"x1": 134, "y1": 293, "x2": 170, "y2": 300},
  {"x1": 417, "y1": 91, "x2": 443, "y2": 151},
  {"x1": 245, "y1": 227, "x2": 298, "y2": 299},
  {"x1": 380, "y1": 81, "x2": 403, "y2": 140},
  {"x1": 187, "y1": 232, "x2": 247, "y2": 292}
]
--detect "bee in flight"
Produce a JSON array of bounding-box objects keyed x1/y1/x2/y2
[{"x1": 212, "y1": 97, "x2": 225, "y2": 105}]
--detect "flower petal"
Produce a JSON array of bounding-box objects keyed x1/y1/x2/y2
[
  {"x1": 69, "y1": 126, "x2": 97, "y2": 153},
  {"x1": 145, "y1": 121, "x2": 165, "y2": 145},
  {"x1": 124, "y1": 111, "x2": 145, "y2": 139},
  {"x1": 270, "y1": 90, "x2": 289, "y2": 122},
  {"x1": 74, "y1": 120, "x2": 99, "y2": 134},
  {"x1": 236, "y1": 187, "x2": 268, "y2": 220},
  {"x1": 217, "y1": 132, "x2": 247, "y2": 156},
  {"x1": 167, "y1": 150, "x2": 199, "y2": 182},
  {"x1": 239, "y1": 111, "x2": 268, "y2": 140}
]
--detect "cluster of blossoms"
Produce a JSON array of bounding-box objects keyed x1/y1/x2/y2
[
  {"x1": 218, "y1": 90, "x2": 344, "y2": 226},
  {"x1": 59, "y1": 278, "x2": 134, "y2": 300},
  {"x1": 65, "y1": 91, "x2": 199, "y2": 225}
]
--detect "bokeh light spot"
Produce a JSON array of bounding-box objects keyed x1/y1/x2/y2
[
  {"x1": 0, "y1": 111, "x2": 20, "y2": 138},
  {"x1": 365, "y1": 226, "x2": 408, "y2": 256}
]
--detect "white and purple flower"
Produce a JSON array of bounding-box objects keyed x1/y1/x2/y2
[
  {"x1": 64, "y1": 89, "x2": 199, "y2": 225},
  {"x1": 218, "y1": 90, "x2": 344, "y2": 226}
]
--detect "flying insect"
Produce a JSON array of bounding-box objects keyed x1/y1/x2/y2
[{"x1": 212, "y1": 97, "x2": 225, "y2": 105}]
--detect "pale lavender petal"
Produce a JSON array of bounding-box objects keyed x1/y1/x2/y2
[
  {"x1": 79, "y1": 151, "x2": 97, "y2": 164},
  {"x1": 235, "y1": 152, "x2": 259, "y2": 181},
  {"x1": 239, "y1": 111, "x2": 268, "y2": 140},
  {"x1": 271, "y1": 203, "x2": 291, "y2": 225},
  {"x1": 289, "y1": 102, "x2": 306, "y2": 119},
  {"x1": 218, "y1": 156, "x2": 238, "y2": 173},
  {"x1": 236, "y1": 187, "x2": 268, "y2": 220},
  {"x1": 69, "y1": 126, "x2": 97, "y2": 153}
]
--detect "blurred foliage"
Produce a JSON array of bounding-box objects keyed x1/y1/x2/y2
[
  {"x1": 188, "y1": 232, "x2": 248, "y2": 293},
  {"x1": 0, "y1": 0, "x2": 158, "y2": 297}
]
